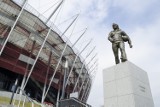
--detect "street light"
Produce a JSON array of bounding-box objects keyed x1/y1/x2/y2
[
  {"x1": 61, "y1": 56, "x2": 68, "y2": 99},
  {"x1": 10, "y1": 78, "x2": 18, "y2": 105}
]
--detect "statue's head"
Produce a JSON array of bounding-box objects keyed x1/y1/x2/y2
[{"x1": 112, "y1": 23, "x2": 119, "y2": 30}]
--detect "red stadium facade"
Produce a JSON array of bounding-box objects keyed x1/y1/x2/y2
[{"x1": 0, "y1": 0, "x2": 94, "y2": 106}]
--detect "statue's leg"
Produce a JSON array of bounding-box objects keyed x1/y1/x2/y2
[
  {"x1": 112, "y1": 43, "x2": 119, "y2": 64},
  {"x1": 119, "y1": 42, "x2": 127, "y2": 62}
]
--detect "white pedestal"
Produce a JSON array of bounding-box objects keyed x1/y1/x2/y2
[{"x1": 103, "y1": 61, "x2": 154, "y2": 107}]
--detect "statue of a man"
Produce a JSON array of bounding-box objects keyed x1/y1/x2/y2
[{"x1": 108, "y1": 23, "x2": 133, "y2": 64}]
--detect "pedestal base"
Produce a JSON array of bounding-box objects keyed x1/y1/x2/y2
[{"x1": 103, "y1": 61, "x2": 154, "y2": 107}]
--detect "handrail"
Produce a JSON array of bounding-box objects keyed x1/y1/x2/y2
[
  {"x1": 13, "y1": 87, "x2": 39, "y2": 107},
  {"x1": 59, "y1": 97, "x2": 91, "y2": 107},
  {"x1": 13, "y1": 87, "x2": 53, "y2": 107}
]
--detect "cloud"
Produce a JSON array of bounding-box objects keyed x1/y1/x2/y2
[
  {"x1": 112, "y1": 0, "x2": 157, "y2": 14},
  {"x1": 87, "y1": 1, "x2": 160, "y2": 106},
  {"x1": 28, "y1": 0, "x2": 160, "y2": 107},
  {"x1": 129, "y1": 17, "x2": 160, "y2": 63},
  {"x1": 85, "y1": 0, "x2": 110, "y2": 23},
  {"x1": 60, "y1": 0, "x2": 110, "y2": 24}
]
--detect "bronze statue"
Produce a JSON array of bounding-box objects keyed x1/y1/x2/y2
[{"x1": 108, "y1": 23, "x2": 133, "y2": 64}]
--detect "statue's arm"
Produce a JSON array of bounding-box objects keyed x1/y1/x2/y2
[
  {"x1": 127, "y1": 36, "x2": 133, "y2": 48},
  {"x1": 108, "y1": 32, "x2": 114, "y2": 43},
  {"x1": 122, "y1": 31, "x2": 133, "y2": 48}
]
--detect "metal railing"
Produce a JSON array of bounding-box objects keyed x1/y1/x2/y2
[{"x1": 12, "y1": 87, "x2": 52, "y2": 107}]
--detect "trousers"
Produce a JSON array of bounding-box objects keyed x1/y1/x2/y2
[{"x1": 112, "y1": 41, "x2": 127, "y2": 64}]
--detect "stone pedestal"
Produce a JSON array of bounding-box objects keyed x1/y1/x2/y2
[{"x1": 103, "y1": 61, "x2": 154, "y2": 107}]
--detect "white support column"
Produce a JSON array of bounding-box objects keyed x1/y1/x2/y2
[
  {"x1": 43, "y1": 15, "x2": 79, "y2": 99},
  {"x1": 87, "y1": 53, "x2": 98, "y2": 68},
  {"x1": 86, "y1": 76, "x2": 94, "y2": 99},
  {"x1": 72, "y1": 46, "x2": 96, "y2": 92},
  {"x1": 41, "y1": 51, "x2": 52, "y2": 103},
  {"x1": 80, "y1": 78, "x2": 90, "y2": 100},
  {"x1": 64, "y1": 39, "x2": 92, "y2": 88},
  {"x1": 78, "y1": 56, "x2": 97, "y2": 94},
  {"x1": 22, "y1": 28, "x2": 52, "y2": 90},
  {"x1": 89, "y1": 59, "x2": 98, "y2": 71},
  {"x1": 85, "y1": 84, "x2": 92, "y2": 101},
  {"x1": 32, "y1": 102, "x2": 34, "y2": 107},
  {"x1": 45, "y1": 0, "x2": 64, "y2": 24},
  {"x1": 81, "y1": 83, "x2": 91, "y2": 101},
  {"x1": 61, "y1": 14, "x2": 79, "y2": 37},
  {"x1": 13, "y1": 87, "x2": 20, "y2": 106},
  {"x1": 89, "y1": 64, "x2": 98, "y2": 75},
  {"x1": 44, "y1": 38, "x2": 68, "y2": 99},
  {"x1": 87, "y1": 67, "x2": 98, "y2": 99},
  {"x1": 20, "y1": 39, "x2": 36, "y2": 95},
  {"x1": 17, "y1": 94, "x2": 22, "y2": 107},
  {"x1": 73, "y1": 62, "x2": 85, "y2": 92},
  {"x1": 78, "y1": 75, "x2": 88, "y2": 97},
  {"x1": 72, "y1": 28, "x2": 87, "y2": 48},
  {"x1": 61, "y1": 58, "x2": 68, "y2": 99},
  {"x1": 56, "y1": 85, "x2": 61, "y2": 107},
  {"x1": 22, "y1": 95, "x2": 26, "y2": 107},
  {"x1": 78, "y1": 65, "x2": 97, "y2": 97},
  {"x1": 0, "y1": 0, "x2": 28, "y2": 55}
]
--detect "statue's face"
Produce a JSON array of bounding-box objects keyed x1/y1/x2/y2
[{"x1": 112, "y1": 24, "x2": 118, "y2": 30}]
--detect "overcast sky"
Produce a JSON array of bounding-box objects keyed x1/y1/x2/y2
[{"x1": 27, "y1": 0, "x2": 160, "y2": 106}]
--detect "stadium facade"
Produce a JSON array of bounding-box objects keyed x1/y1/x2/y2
[{"x1": 0, "y1": 0, "x2": 94, "y2": 106}]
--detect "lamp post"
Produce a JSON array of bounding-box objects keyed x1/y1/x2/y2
[
  {"x1": 61, "y1": 56, "x2": 68, "y2": 99},
  {"x1": 10, "y1": 78, "x2": 18, "y2": 105}
]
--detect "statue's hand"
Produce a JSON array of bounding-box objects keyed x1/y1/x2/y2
[{"x1": 129, "y1": 44, "x2": 133, "y2": 48}]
